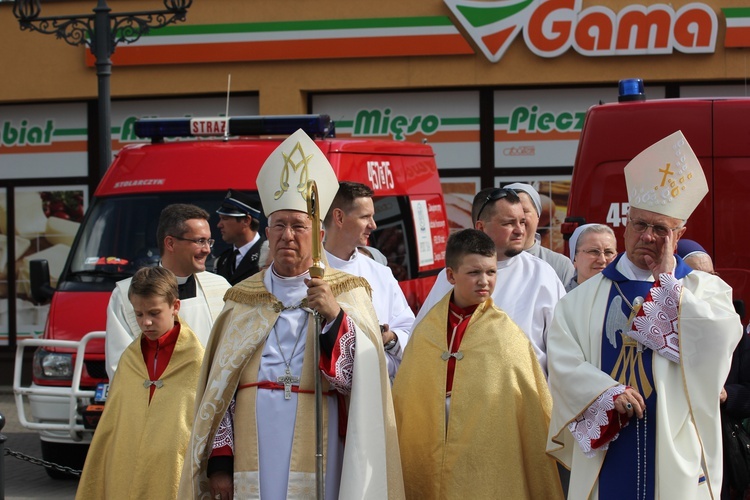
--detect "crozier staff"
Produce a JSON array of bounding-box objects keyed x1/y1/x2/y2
[{"x1": 179, "y1": 129, "x2": 404, "y2": 500}]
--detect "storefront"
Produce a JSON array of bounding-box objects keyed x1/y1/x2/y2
[{"x1": 1, "y1": 0, "x2": 748, "y2": 346}]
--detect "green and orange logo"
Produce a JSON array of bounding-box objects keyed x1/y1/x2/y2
[
  {"x1": 445, "y1": 0, "x2": 537, "y2": 62},
  {"x1": 96, "y1": 0, "x2": 727, "y2": 66},
  {"x1": 446, "y1": 0, "x2": 717, "y2": 61}
]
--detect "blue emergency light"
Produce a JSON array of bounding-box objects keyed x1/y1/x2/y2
[
  {"x1": 134, "y1": 114, "x2": 334, "y2": 141},
  {"x1": 618, "y1": 78, "x2": 646, "y2": 102},
  {"x1": 135, "y1": 118, "x2": 192, "y2": 138}
]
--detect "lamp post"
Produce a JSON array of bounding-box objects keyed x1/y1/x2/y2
[{"x1": 12, "y1": 0, "x2": 193, "y2": 178}]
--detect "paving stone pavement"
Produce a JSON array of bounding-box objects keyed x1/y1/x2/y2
[{"x1": 0, "y1": 391, "x2": 78, "y2": 499}]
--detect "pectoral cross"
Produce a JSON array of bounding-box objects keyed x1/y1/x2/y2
[{"x1": 277, "y1": 368, "x2": 300, "y2": 400}]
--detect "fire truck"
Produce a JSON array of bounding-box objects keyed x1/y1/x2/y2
[
  {"x1": 564, "y1": 79, "x2": 750, "y2": 322},
  {"x1": 13, "y1": 114, "x2": 449, "y2": 476}
]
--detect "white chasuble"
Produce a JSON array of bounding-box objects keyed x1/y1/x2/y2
[{"x1": 546, "y1": 255, "x2": 742, "y2": 500}]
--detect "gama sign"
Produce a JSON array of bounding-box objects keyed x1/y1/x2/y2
[
  {"x1": 446, "y1": 0, "x2": 717, "y2": 61},
  {"x1": 96, "y1": 0, "x2": 730, "y2": 66}
]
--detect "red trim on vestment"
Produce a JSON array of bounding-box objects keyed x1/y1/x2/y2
[
  {"x1": 212, "y1": 444, "x2": 233, "y2": 457},
  {"x1": 318, "y1": 312, "x2": 349, "y2": 377},
  {"x1": 446, "y1": 301, "x2": 478, "y2": 394},
  {"x1": 591, "y1": 392, "x2": 631, "y2": 449},
  {"x1": 140, "y1": 321, "x2": 180, "y2": 402},
  {"x1": 238, "y1": 380, "x2": 332, "y2": 395}
]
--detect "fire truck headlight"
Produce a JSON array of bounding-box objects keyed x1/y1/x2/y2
[{"x1": 33, "y1": 349, "x2": 73, "y2": 379}]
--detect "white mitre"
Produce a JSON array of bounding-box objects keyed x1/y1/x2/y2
[
  {"x1": 256, "y1": 128, "x2": 338, "y2": 218},
  {"x1": 624, "y1": 130, "x2": 708, "y2": 221}
]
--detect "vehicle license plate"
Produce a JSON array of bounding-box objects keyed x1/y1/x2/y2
[{"x1": 94, "y1": 383, "x2": 110, "y2": 402}]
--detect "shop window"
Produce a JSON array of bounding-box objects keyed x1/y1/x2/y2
[{"x1": 13, "y1": 187, "x2": 86, "y2": 344}]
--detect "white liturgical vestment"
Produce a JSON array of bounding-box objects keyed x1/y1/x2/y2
[
  {"x1": 326, "y1": 249, "x2": 414, "y2": 378},
  {"x1": 546, "y1": 255, "x2": 742, "y2": 499}
]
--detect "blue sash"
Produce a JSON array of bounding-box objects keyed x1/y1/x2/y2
[{"x1": 597, "y1": 255, "x2": 691, "y2": 499}]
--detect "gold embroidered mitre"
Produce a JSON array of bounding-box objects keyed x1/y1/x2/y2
[
  {"x1": 624, "y1": 130, "x2": 708, "y2": 220},
  {"x1": 256, "y1": 128, "x2": 339, "y2": 219}
]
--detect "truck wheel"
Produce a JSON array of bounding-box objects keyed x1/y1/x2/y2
[{"x1": 40, "y1": 440, "x2": 89, "y2": 480}]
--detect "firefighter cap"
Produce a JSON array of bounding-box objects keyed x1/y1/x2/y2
[
  {"x1": 624, "y1": 130, "x2": 708, "y2": 221},
  {"x1": 216, "y1": 189, "x2": 261, "y2": 219},
  {"x1": 256, "y1": 129, "x2": 338, "y2": 218}
]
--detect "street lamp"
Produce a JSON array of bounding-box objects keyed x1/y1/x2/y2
[{"x1": 12, "y1": 0, "x2": 193, "y2": 179}]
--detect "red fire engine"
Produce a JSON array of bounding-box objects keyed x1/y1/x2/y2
[
  {"x1": 14, "y1": 115, "x2": 449, "y2": 475},
  {"x1": 565, "y1": 79, "x2": 750, "y2": 322}
]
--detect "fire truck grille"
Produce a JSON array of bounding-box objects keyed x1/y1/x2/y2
[{"x1": 85, "y1": 361, "x2": 108, "y2": 380}]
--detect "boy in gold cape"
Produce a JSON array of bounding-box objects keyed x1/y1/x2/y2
[
  {"x1": 76, "y1": 267, "x2": 204, "y2": 500},
  {"x1": 393, "y1": 229, "x2": 563, "y2": 499}
]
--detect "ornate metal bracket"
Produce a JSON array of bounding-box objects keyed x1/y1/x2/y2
[{"x1": 12, "y1": 0, "x2": 192, "y2": 54}]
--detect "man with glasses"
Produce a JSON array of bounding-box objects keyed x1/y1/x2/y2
[
  {"x1": 414, "y1": 187, "x2": 565, "y2": 375},
  {"x1": 105, "y1": 203, "x2": 231, "y2": 379},
  {"x1": 180, "y1": 130, "x2": 403, "y2": 499},
  {"x1": 547, "y1": 131, "x2": 742, "y2": 500}
]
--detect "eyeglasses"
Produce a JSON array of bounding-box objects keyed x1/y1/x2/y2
[
  {"x1": 475, "y1": 189, "x2": 513, "y2": 221},
  {"x1": 170, "y1": 235, "x2": 215, "y2": 248},
  {"x1": 269, "y1": 223, "x2": 312, "y2": 235},
  {"x1": 628, "y1": 217, "x2": 680, "y2": 238},
  {"x1": 578, "y1": 248, "x2": 617, "y2": 259}
]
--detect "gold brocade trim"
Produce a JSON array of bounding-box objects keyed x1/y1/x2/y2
[
  {"x1": 329, "y1": 275, "x2": 372, "y2": 298},
  {"x1": 233, "y1": 472, "x2": 261, "y2": 498},
  {"x1": 610, "y1": 333, "x2": 654, "y2": 398},
  {"x1": 287, "y1": 472, "x2": 316, "y2": 497},
  {"x1": 223, "y1": 268, "x2": 372, "y2": 305},
  {"x1": 223, "y1": 271, "x2": 273, "y2": 304},
  {"x1": 223, "y1": 287, "x2": 279, "y2": 306}
]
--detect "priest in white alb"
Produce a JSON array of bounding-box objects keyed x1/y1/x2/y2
[
  {"x1": 179, "y1": 129, "x2": 404, "y2": 500},
  {"x1": 323, "y1": 181, "x2": 415, "y2": 380},
  {"x1": 413, "y1": 188, "x2": 565, "y2": 375},
  {"x1": 546, "y1": 131, "x2": 743, "y2": 499}
]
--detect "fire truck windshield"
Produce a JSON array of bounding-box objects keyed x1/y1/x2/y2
[{"x1": 65, "y1": 192, "x2": 263, "y2": 281}]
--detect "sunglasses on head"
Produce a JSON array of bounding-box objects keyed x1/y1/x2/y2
[{"x1": 475, "y1": 188, "x2": 514, "y2": 221}]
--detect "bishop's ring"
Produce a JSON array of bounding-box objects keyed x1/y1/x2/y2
[{"x1": 626, "y1": 402, "x2": 633, "y2": 410}]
